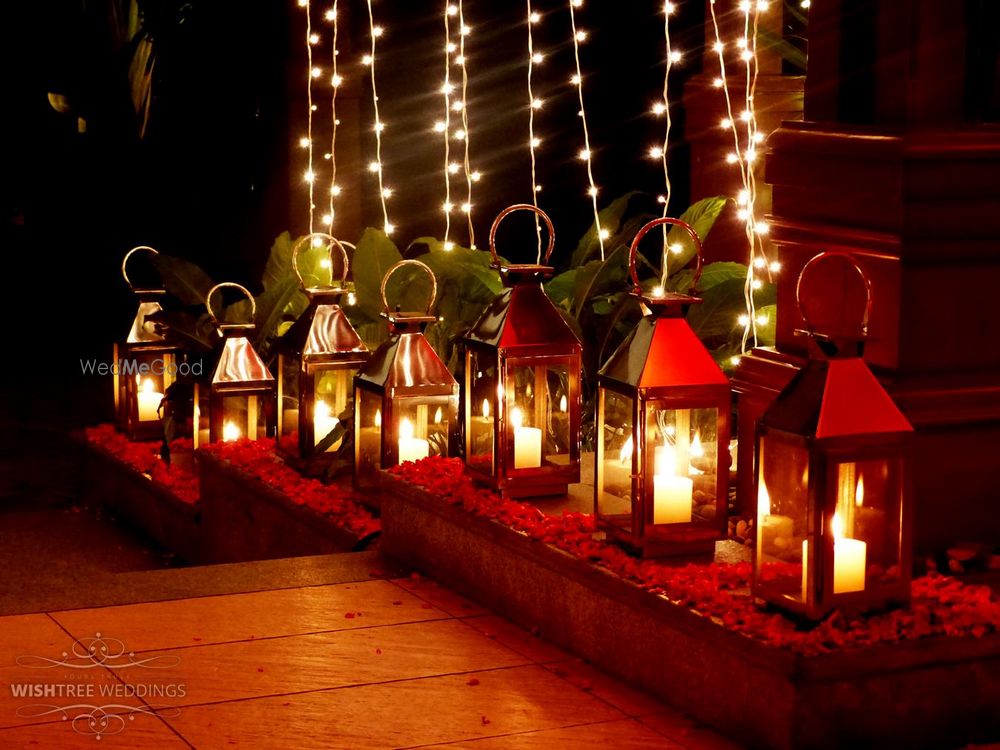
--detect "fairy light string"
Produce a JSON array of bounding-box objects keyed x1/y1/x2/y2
[
  {"x1": 325, "y1": 1, "x2": 340, "y2": 229},
  {"x1": 526, "y1": 1, "x2": 544, "y2": 258},
  {"x1": 568, "y1": 0, "x2": 605, "y2": 261},
  {"x1": 300, "y1": 0, "x2": 317, "y2": 234},
  {"x1": 364, "y1": 0, "x2": 393, "y2": 235},
  {"x1": 456, "y1": 2, "x2": 476, "y2": 248},
  {"x1": 439, "y1": 2, "x2": 455, "y2": 250}
]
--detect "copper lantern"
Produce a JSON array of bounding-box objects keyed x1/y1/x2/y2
[
  {"x1": 595, "y1": 218, "x2": 730, "y2": 557},
  {"x1": 276, "y1": 234, "x2": 369, "y2": 463},
  {"x1": 193, "y1": 283, "x2": 276, "y2": 447},
  {"x1": 354, "y1": 260, "x2": 459, "y2": 484},
  {"x1": 458, "y1": 205, "x2": 582, "y2": 498},
  {"x1": 115, "y1": 246, "x2": 180, "y2": 441},
  {"x1": 753, "y1": 252, "x2": 913, "y2": 620}
]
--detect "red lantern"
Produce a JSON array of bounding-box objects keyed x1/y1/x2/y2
[
  {"x1": 595, "y1": 218, "x2": 731, "y2": 557},
  {"x1": 114, "y1": 246, "x2": 179, "y2": 441},
  {"x1": 458, "y1": 205, "x2": 582, "y2": 498},
  {"x1": 753, "y1": 252, "x2": 913, "y2": 619},
  {"x1": 193, "y1": 283, "x2": 276, "y2": 447},
  {"x1": 354, "y1": 260, "x2": 459, "y2": 484},
  {"x1": 276, "y1": 234, "x2": 369, "y2": 464}
]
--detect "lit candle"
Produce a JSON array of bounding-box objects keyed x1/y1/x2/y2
[
  {"x1": 223, "y1": 420, "x2": 242, "y2": 442},
  {"x1": 652, "y1": 443, "x2": 692, "y2": 524},
  {"x1": 398, "y1": 417, "x2": 429, "y2": 463},
  {"x1": 559, "y1": 395, "x2": 567, "y2": 413},
  {"x1": 511, "y1": 406, "x2": 541, "y2": 469},
  {"x1": 313, "y1": 400, "x2": 340, "y2": 449},
  {"x1": 136, "y1": 377, "x2": 163, "y2": 422},
  {"x1": 832, "y1": 512, "x2": 867, "y2": 594},
  {"x1": 757, "y1": 482, "x2": 794, "y2": 553}
]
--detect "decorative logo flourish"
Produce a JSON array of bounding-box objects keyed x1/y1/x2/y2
[
  {"x1": 15, "y1": 704, "x2": 181, "y2": 739},
  {"x1": 16, "y1": 633, "x2": 180, "y2": 670}
]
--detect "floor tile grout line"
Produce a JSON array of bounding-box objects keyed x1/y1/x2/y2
[
  {"x1": 387, "y1": 578, "x2": 487, "y2": 619},
  {"x1": 143, "y1": 661, "x2": 552, "y2": 714},
  {"x1": 53, "y1": 612, "x2": 460, "y2": 657},
  {"x1": 44, "y1": 611, "x2": 197, "y2": 749},
  {"x1": 455, "y1": 613, "x2": 573, "y2": 668},
  {"x1": 24, "y1": 575, "x2": 407, "y2": 619}
]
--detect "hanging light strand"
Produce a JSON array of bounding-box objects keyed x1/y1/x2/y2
[
  {"x1": 526, "y1": 1, "x2": 543, "y2": 258},
  {"x1": 457, "y1": 2, "x2": 476, "y2": 248},
  {"x1": 326, "y1": 2, "x2": 340, "y2": 228},
  {"x1": 568, "y1": 0, "x2": 605, "y2": 262},
  {"x1": 364, "y1": 1, "x2": 393, "y2": 235},
  {"x1": 440, "y1": 2, "x2": 454, "y2": 250},
  {"x1": 302, "y1": 0, "x2": 317, "y2": 234},
  {"x1": 657, "y1": 1, "x2": 679, "y2": 284}
]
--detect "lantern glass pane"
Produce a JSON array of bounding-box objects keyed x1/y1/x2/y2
[
  {"x1": 313, "y1": 368, "x2": 352, "y2": 451},
  {"x1": 467, "y1": 350, "x2": 497, "y2": 475},
  {"x1": 506, "y1": 363, "x2": 571, "y2": 469},
  {"x1": 756, "y1": 431, "x2": 810, "y2": 602},
  {"x1": 642, "y1": 406, "x2": 718, "y2": 527},
  {"x1": 132, "y1": 353, "x2": 176, "y2": 423},
  {"x1": 596, "y1": 388, "x2": 634, "y2": 530},
  {"x1": 279, "y1": 354, "x2": 299, "y2": 439},
  {"x1": 221, "y1": 394, "x2": 267, "y2": 441},
  {"x1": 356, "y1": 389, "x2": 383, "y2": 475},
  {"x1": 395, "y1": 397, "x2": 452, "y2": 461},
  {"x1": 833, "y1": 458, "x2": 903, "y2": 590}
]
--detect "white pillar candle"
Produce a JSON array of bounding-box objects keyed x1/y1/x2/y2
[
  {"x1": 313, "y1": 400, "x2": 341, "y2": 449},
  {"x1": 136, "y1": 378, "x2": 163, "y2": 422},
  {"x1": 398, "y1": 418, "x2": 429, "y2": 463},
  {"x1": 652, "y1": 443, "x2": 692, "y2": 524},
  {"x1": 510, "y1": 406, "x2": 541, "y2": 469},
  {"x1": 832, "y1": 513, "x2": 866, "y2": 593}
]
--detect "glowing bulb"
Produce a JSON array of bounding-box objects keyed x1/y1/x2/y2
[
  {"x1": 454, "y1": 54, "x2": 466, "y2": 65},
  {"x1": 325, "y1": 8, "x2": 336, "y2": 21},
  {"x1": 651, "y1": 285, "x2": 665, "y2": 297},
  {"x1": 141, "y1": 378, "x2": 154, "y2": 394},
  {"x1": 755, "y1": 221, "x2": 769, "y2": 235},
  {"x1": 460, "y1": 25, "x2": 471, "y2": 36},
  {"x1": 223, "y1": 421, "x2": 241, "y2": 442},
  {"x1": 571, "y1": 0, "x2": 583, "y2": 6},
  {"x1": 347, "y1": 291, "x2": 356, "y2": 305},
  {"x1": 451, "y1": 100, "x2": 464, "y2": 112},
  {"x1": 753, "y1": 131, "x2": 766, "y2": 144},
  {"x1": 756, "y1": 313, "x2": 769, "y2": 326},
  {"x1": 309, "y1": 33, "x2": 320, "y2": 45},
  {"x1": 453, "y1": 128, "x2": 466, "y2": 139},
  {"x1": 741, "y1": 49, "x2": 753, "y2": 62},
  {"x1": 384, "y1": 222, "x2": 395, "y2": 235},
  {"x1": 751, "y1": 278, "x2": 763, "y2": 290},
  {"x1": 442, "y1": 202, "x2": 453, "y2": 213},
  {"x1": 446, "y1": 42, "x2": 457, "y2": 53},
  {"x1": 448, "y1": 162, "x2": 461, "y2": 174},
  {"x1": 530, "y1": 137, "x2": 541, "y2": 148},
  {"x1": 372, "y1": 25, "x2": 384, "y2": 37},
  {"x1": 368, "y1": 161, "x2": 380, "y2": 173},
  {"x1": 656, "y1": 195, "x2": 667, "y2": 204},
  {"x1": 374, "y1": 121, "x2": 385, "y2": 133},
  {"x1": 311, "y1": 67, "x2": 322, "y2": 78},
  {"x1": 532, "y1": 52, "x2": 544, "y2": 63},
  {"x1": 441, "y1": 82, "x2": 455, "y2": 95},
  {"x1": 738, "y1": 314, "x2": 750, "y2": 327},
  {"x1": 534, "y1": 185, "x2": 543, "y2": 192},
  {"x1": 578, "y1": 148, "x2": 591, "y2": 160},
  {"x1": 382, "y1": 187, "x2": 393, "y2": 198},
  {"x1": 769, "y1": 261, "x2": 782, "y2": 273},
  {"x1": 757, "y1": 0, "x2": 770, "y2": 10},
  {"x1": 531, "y1": 98, "x2": 544, "y2": 110},
  {"x1": 570, "y1": 74, "x2": 582, "y2": 86},
  {"x1": 737, "y1": 189, "x2": 749, "y2": 205},
  {"x1": 575, "y1": 30, "x2": 588, "y2": 42},
  {"x1": 461, "y1": 202, "x2": 472, "y2": 214},
  {"x1": 740, "y1": 110, "x2": 752, "y2": 122},
  {"x1": 443, "y1": 241, "x2": 455, "y2": 250},
  {"x1": 737, "y1": 37, "x2": 748, "y2": 49},
  {"x1": 753, "y1": 256, "x2": 766, "y2": 269},
  {"x1": 619, "y1": 434, "x2": 634, "y2": 465},
  {"x1": 726, "y1": 152, "x2": 738, "y2": 164},
  {"x1": 587, "y1": 186, "x2": 599, "y2": 198},
  {"x1": 330, "y1": 184, "x2": 341, "y2": 196},
  {"x1": 669, "y1": 50, "x2": 682, "y2": 63},
  {"x1": 801, "y1": 0, "x2": 810, "y2": 6},
  {"x1": 652, "y1": 102, "x2": 666, "y2": 116},
  {"x1": 730, "y1": 355, "x2": 742, "y2": 366},
  {"x1": 331, "y1": 74, "x2": 343, "y2": 87},
  {"x1": 739, "y1": 0, "x2": 752, "y2": 12},
  {"x1": 471, "y1": 171, "x2": 482, "y2": 182},
  {"x1": 712, "y1": 77, "x2": 724, "y2": 88},
  {"x1": 736, "y1": 208, "x2": 750, "y2": 221},
  {"x1": 530, "y1": 11, "x2": 541, "y2": 23},
  {"x1": 447, "y1": 4, "x2": 459, "y2": 15},
  {"x1": 303, "y1": 170, "x2": 315, "y2": 183},
  {"x1": 321, "y1": 213, "x2": 333, "y2": 225},
  {"x1": 664, "y1": 1, "x2": 675, "y2": 13},
  {"x1": 713, "y1": 41, "x2": 724, "y2": 53},
  {"x1": 599, "y1": 228, "x2": 610, "y2": 240},
  {"x1": 669, "y1": 243, "x2": 683, "y2": 255},
  {"x1": 433, "y1": 120, "x2": 446, "y2": 133},
  {"x1": 720, "y1": 118, "x2": 732, "y2": 129}
]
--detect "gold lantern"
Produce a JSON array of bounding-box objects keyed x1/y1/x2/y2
[{"x1": 193, "y1": 283, "x2": 276, "y2": 447}]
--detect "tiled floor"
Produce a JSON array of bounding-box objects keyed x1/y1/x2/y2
[{"x1": 0, "y1": 573, "x2": 741, "y2": 749}]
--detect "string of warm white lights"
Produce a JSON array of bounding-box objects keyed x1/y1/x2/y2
[
  {"x1": 647, "y1": 1, "x2": 684, "y2": 284},
  {"x1": 526, "y1": 1, "x2": 544, "y2": 258},
  {"x1": 363, "y1": 1, "x2": 393, "y2": 235},
  {"x1": 438, "y1": 2, "x2": 455, "y2": 251},
  {"x1": 708, "y1": 0, "x2": 779, "y2": 361},
  {"x1": 324, "y1": 1, "x2": 340, "y2": 229},
  {"x1": 568, "y1": 0, "x2": 606, "y2": 262},
  {"x1": 298, "y1": 0, "x2": 317, "y2": 234},
  {"x1": 456, "y1": 1, "x2": 477, "y2": 248}
]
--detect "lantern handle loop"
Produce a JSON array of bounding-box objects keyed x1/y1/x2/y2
[
  {"x1": 489, "y1": 204, "x2": 556, "y2": 266},
  {"x1": 206, "y1": 282, "x2": 257, "y2": 326},
  {"x1": 121, "y1": 245, "x2": 160, "y2": 292},
  {"x1": 628, "y1": 217, "x2": 703, "y2": 293},
  {"x1": 380, "y1": 259, "x2": 437, "y2": 316},
  {"x1": 795, "y1": 251, "x2": 873, "y2": 337},
  {"x1": 291, "y1": 233, "x2": 350, "y2": 291}
]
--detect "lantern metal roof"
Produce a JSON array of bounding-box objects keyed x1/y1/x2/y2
[
  {"x1": 206, "y1": 283, "x2": 274, "y2": 389},
  {"x1": 760, "y1": 252, "x2": 913, "y2": 440}
]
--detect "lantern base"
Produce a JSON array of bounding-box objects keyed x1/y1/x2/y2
[
  {"x1": 277, "y1": 442, "x2": 345, "y2": 479},
  {"x1": 120, "y1": 420, "x2": 166, "y2": 443},
  {"x1": 602, "y1": 524, "x2": 720, "y2": 559},
  {"x1": 467, "y1": 464, "x2": 580, "y2": 500}
]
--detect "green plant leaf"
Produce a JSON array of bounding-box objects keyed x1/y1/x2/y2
[
  {"x1": 545, "y1": 268, "x2": 578, "y2": 305},
  {"x1": 571, "y1": 192, "x2": 652, "y2": 267},
  {"x1": 670, "y1": 261, "x2": 748, "y2": 294},
  {"x1": 687, "y1": 277, "x2": 776, "y2": 341},
  {"x1": 150, "y1": 254, "x2": 216, "y2": 307},
  {"x1": 252, "y1": 276, "x2": 302, "y2": 354},
  {"x1": 352, "y1": 228, "x2": 403, "y2": 322},
  {"x1": 145, "y1": 309, "x2": 216, "y2": 352},
  {"x1": 754, "y1": 303, "x2": 777, "y2": 346},
  {"x1": 660, "y1": 197, "x2": 729, "y2": 278},
  {"x1": 571, "y1": 244, "x2": 629, "y2": 319}
]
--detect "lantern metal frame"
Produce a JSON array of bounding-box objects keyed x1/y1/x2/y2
[
  {"x1": 276, "y1": 233, "x2": 369, "y2": 464},
  {"x1": 193, "y1": 283, "x2": 276, "y2": 448},
  {"x1": 458, "y1": 204, "x2": 583, "y2": 498},
  {"x1": 594, "y1": 218, "x2": 731, "y2": 557},
  {"x1": 353, "y1": 260, "x2": 459, "y2": 485},
  {"x1": 752, "y1": 252, "x2": 914, "y2": 620},
  {"x1": 115, "y1": 245, "x2": 180, "y2": 441}
]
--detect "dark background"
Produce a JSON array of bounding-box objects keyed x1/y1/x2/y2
[{"x1": 1, "y1": 0, "x2": 708, "y2": 425}]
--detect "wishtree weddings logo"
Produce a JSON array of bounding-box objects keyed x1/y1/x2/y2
[
  {"x1": 80, "y1": 358, "x2": 202, "y2": 377},
  {"x1": 10, "y1": 633, "x2": 185, "y2": 740}
]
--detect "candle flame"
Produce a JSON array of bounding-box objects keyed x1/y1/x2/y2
[
  {"x1": 619, "y1": 434, "x2": 634, "y2": 465},
  {"x1": 223, "y1": 421, "x2": 241, "y2": 442},
  {"x1": 656, "y1": 443, "x2": 677, "y2": 477},
  {"x1": 690, "y1": 431, "x2": 704, "y2": 458},
  {"x1": 141, "y1": 377, "x2": 155, "y2": 394},
  {"x1": 481, "y1": 399, "x2": 490, "y2": 419},
  {"x1": 855, "y1": 476, "x2": 864, "y2": 507},
  {"x1": 434, "y1": 407, "x2": 442, "y2": 424},
  {"x1": 374, "y1": 409, "x2": 382, "y2": 428},
  {"x1": 832, "y1": 512, "x2": 845, "y2": 540},
  {"x1": 400, "y1": 417, "x2": 414, "y2": 440},
  {"x1": 559, "y1": 395, "x2": 568, "y2": 413},
  {"x1": 526, "y1": 384, "x2": 533, "y2": 398},
  {"x1": 758, "y1": 482, "x2": 771, "y2": 517},
  {"x1": 315, "y1": 400, "x2": 332, "y2": 420},
  {"x1": 510, "y1": 406, "x2": 524, "y2": 430}
]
